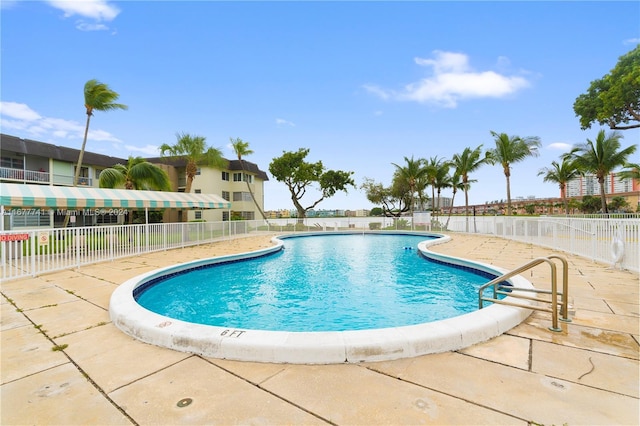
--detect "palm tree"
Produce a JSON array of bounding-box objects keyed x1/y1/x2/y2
[
  {"x1": 432, "y1": 161, "x2": 452, "y2": 218},
  {"x1": 488, "y1": 131, "x2": 542, "y2": 215},
  {"x1": 98, "y1": 156, "x2": 171, "y2": 191},
  {"x1": 618, "y1": 162, "x2": 640, "y2": 180},
  {"x1": 424, "y1": 157, "x2": 445, "y2": 216},
  {"x1": 230, "y1": 137, "x2": 267, "y2": 221},
  {"x1": 451, "y1": 145, "x2": 490, "y2": 230},
  {"x1": 444, "y1": 172, "x2": 464, "y2": 229},
  {"x1": 159, "y1": 132, "x2": 228, "y2": 194},
  {"x1": 391, "y1": 156, "x2": 429, "y2": 217},
  {"x1": 563, "y1": 130, "x2": 636, "y2": 213},
  {"x1": 537, "y1": 158, "x2": 580, "y2": 214},
  {"x1": 98, "y1": 157, "x2": 171, "y2": 224},
  {"x1": 74, "y1": 79, "x2": 128, "y2": 187}
]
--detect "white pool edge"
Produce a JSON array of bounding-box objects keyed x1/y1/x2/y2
[{"x1": 109, "y1": 232, "x2": 535, "y2": 364}]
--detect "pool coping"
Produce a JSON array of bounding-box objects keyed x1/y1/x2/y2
[{"x1": 109, "y1": 231, "x2": 536, "y2": 364}]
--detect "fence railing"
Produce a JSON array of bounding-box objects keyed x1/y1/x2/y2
[{"x1": 1, "y1": 215, "x2": 638, "y2": 281}]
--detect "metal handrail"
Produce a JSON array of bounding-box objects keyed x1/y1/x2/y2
[{"x1": 479, "y1": 255, "x2": 570, "y2": 332}]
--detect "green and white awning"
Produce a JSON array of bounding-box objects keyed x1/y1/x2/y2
[{"x1": 0, "y1": 183, "x2": 231, "y2": 209}]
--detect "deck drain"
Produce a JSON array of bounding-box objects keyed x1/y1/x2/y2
[{"x1": 177, "y1": 398, "x2": 193, "y2": 408}]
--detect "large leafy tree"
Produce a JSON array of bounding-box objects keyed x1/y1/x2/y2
[
  {"x1": 537, "y1": 158, "x2": 580, "y2": 214},
  {"x1": 573, "y1": 45, "x2": 640, "y2": 131},
  {"x1": 98, "y1": 156, "x2": 171, "y2": 191},
  {"x1": 451, "y1": 145, "x2": 490, "y2": 230},
  {"x1": 159, "y1": 132, "x2": 228, "y2": 194},
  {"x1": 269, "y1": 148, "x2": 355, "y2": 221},
  {"x1": 563, "y1": 129, "x2": 637, "y2": 213},
  {"x1": 391, "y1": 156, "x2": 429, "y2": 216},
  {"x1": 361, "y1": 175, "x2": 412, "y2": 218},
  {"x1": 73, "y1": 79, "x2": 128, "y2": 187},
  {"x1": 230, "y1": 137, "x2": 267, "y2": 221},
  {"x1": 488, "y1": 131, "x2": 541, "y2": 215}
]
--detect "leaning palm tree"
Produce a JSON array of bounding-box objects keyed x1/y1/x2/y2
[
  {"x1": 451, "y1": 145, "x2": 490, "y2": 230},
  {"x1": 391, "y1": 156, "x2": 429, "y2": 217},
  {"x1": 230, "y1": 137, "x2": 267, "y2": 221},
  {"x1": 74, "y1": 79, "x2": 128, "y2": 187},
  {"x1": 488, "y1": 131, "x2": 542, "y2": 215},
  {"x1": 563, "y1": 130, "x2": 636, "y2": 213},
  {"x1": 537, "y1": 158, "x2": 580, "y2": 215},
  {"x1": 159, "y1": 132, "x2": 228, "y2": 194}
]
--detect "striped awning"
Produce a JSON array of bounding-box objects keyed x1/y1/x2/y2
[{"x1": 0, "y1": 183, "x2": 231, "y2": 210}]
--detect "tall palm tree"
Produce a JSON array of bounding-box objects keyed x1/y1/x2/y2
[
  {"x1": 98, "y1": 156, "x2": 171, "y2": 191},
  {"x1": 563, "y1": 130, "x2": 636, "y2": 213},
  {"x1": 230, "y1": 137, "x2": 267, "y2": 221},
  {"x1": 537, "y1": 158, "x2": 580, "y2": 214},
  {"x1": 488, "y1": 131, "x2": 542, "y2": 215},
  {"x1": 74, "y1": 79, "x2": 128, "y2": 187},
  {"x1": 424, "y1": 157, "x2": 444, "y2": 216},
  {"x1": 445, "y1": 171, "x2": 472, "y2": 229},
  {"x1": 451, "y1": 145, "x2": 490, "y2": 230},
  {"x1": 432, "y1": 161, "x2": 452, "y2": 218},
  {"x1": 391, "y1": 156, "x2": 429, "y2": 216},
  {"x1": 159, "y1": 132, "x2": 228, "y2": 194}
]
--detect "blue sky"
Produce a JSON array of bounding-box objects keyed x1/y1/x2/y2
[{"x1": 2, "y1": 1, "x2": 639, "y2": 211}]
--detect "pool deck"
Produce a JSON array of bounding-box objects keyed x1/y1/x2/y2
[{"x1": 1, "y1": 233, "x2": 638, "y2": 425}]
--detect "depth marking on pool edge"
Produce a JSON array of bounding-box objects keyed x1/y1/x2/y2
[{"x1": 220, "y1": 329, "x2": 247, "y2": 338}]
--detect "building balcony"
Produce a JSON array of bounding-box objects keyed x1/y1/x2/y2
[{"x1": 0, "y1": 167, "x2": 92, "y2": 186}]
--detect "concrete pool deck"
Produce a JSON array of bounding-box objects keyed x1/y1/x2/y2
[{"x1": 1, "y1": 233, "x2": 638, "y2": 425}]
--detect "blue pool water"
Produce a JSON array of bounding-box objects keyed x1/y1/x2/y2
[{"x1": 135, "y1": 234, "x2": 498, "y2": 332}]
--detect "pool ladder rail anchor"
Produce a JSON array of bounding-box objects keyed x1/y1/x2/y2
[{"x1": 478, "y1": 255, "x2": 571, "y2": 332}]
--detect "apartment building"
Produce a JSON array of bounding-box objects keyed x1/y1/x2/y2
[{"x1": 0, "y1": 134, "x2": 268, "y2": 228}]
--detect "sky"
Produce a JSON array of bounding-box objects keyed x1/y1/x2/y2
[{"x1": 1, "y1": 0, "x2": 639, "y2": 212}]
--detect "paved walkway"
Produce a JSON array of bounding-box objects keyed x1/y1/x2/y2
[{"x1": 1, "y1": 233, "x2": 638, "y2": 425}]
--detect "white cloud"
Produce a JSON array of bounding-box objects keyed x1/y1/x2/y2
[
  {"x1": 623, "y1": 38, "x2": 640, "y2": 45},
  {"x1": 547, "y1": 142, "x2": 573, "y2": 151},
  {"x1": 46, "y1": 0, "x2": 119, "y2": 32},
  {"x1": 46, "y1": 0, "x2": 120, "y2": 21},
  {"x1": 125, "y1": 144, "x2": 161, "y2": 156},
  {"x1": 276, "y1": 118, "x2": 295, "y2": 127},
  {"x1": 364, "y1": 50, "x2": 531, "y2": 108},
  {"x1": 0, "y1": 101, "x2": 42, "y2": 120},
  {"x1": 0, "y1": 101, "x2": 121, "y2": 143}
]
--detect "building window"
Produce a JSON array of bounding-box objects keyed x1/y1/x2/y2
[
  {"x1": 195, "y1": 189, "x2": 201, "y2": 194},
  {"x1": 196, "y1": 168, "x2": 201, "y2": 175},
  {"x1": 222, "y1": 171, "x2": 229, "y2": 181},
  {"x1": 222, "y1": 191, "x2": 230, "y2": 201},
  {"x1": 233, "y1": 192, "x2": 253, "y2": 202},
  {"x1": 195, "y1": 211, "x2": 202, "y2": 219},
  {"x1": 1, "y1": 156, "x2": 24, "y2": 169},
  {"x1": 222, "y1": 211, "x2": 230, "y2": 221},
  {"x1": 232, "y1": 172, "x2": 253, "y2": 183}
]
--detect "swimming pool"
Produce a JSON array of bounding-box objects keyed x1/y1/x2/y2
[
  {"x1": 110, "y1": 232, "x2": 535, "y2": 363},
  {"x1": 135, "y1": 234, "x2": 497, "y2": 331}
]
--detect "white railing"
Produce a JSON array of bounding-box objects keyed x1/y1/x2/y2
[{"x1": 1, "y1": 215, "x2": 638, "y2": 281}]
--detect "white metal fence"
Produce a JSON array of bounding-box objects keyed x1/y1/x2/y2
[{"x1": 1, "y1": 215, "x2": 638, "y2": 282}]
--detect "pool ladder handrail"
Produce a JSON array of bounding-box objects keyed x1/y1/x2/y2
[{"x1": 478, "y1": 255, "x2": 571, "y2": 332}]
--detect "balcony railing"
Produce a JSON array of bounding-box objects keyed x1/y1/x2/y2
[{"x1": 0, "y1": 167, "x2": 92, "y2": 186}]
